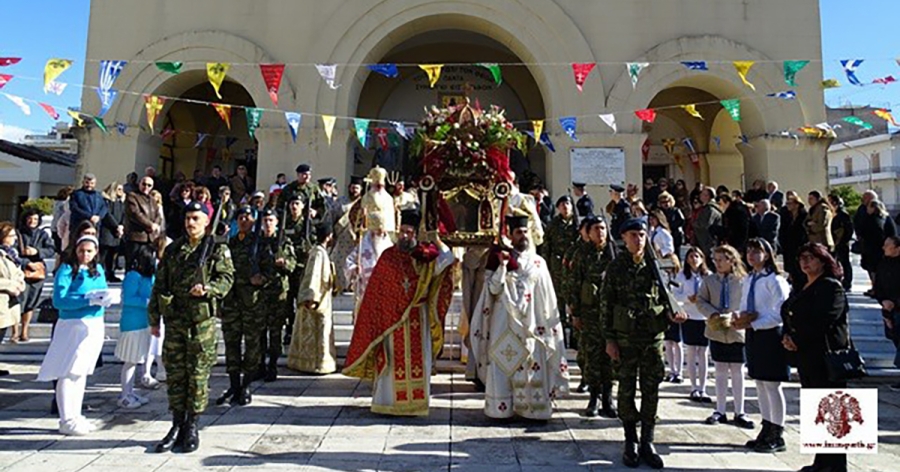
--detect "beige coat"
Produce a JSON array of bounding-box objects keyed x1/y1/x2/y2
[
  {"x1": 695, "y1": 273, "x2": 746, "y2": 345},
  {"x1": 0, "y1": 253, "x2": 26, "y2": 330},
  {"x1": 807, "y1": 201, "x2": 834, "y2": 250}
]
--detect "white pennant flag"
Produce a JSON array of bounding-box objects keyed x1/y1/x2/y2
[
  {"x1": 4, "y1": 93, "x2": 31, "y2": 115},
  {"x1": 315, "y1": 64, "x2": 341, "y2": 89},
  {"x1": 45, "y1": 81, "x2": 67, "y2": 96},
  {"x1": 391, "y1": 121, "x2": 410, "y2": 140},
  {"x1": 627, "y1": 62, "x2": 649, "y2": 89},
  {"x1": 599, "y1": 113, "x2": 617, "y2": 133}
]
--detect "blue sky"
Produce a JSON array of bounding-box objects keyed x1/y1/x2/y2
[{"x1": 0, "y1": 0, "x2": 898, "y2": 141}]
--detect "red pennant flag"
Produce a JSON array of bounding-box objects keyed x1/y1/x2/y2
[
  {"x1": 259, "y1": 64, "x2": 285, "y2": 107},
  {"x1": 375, "y1": 128, "x2": 390, "y2": 151},
  {"x1": 212, "y1": 103, "x2": 232, "y2": 129},
  {"x1": 641, "y1": 139, "x2": 651, "y2": 162},
  {"x1": 571, "y1": 63, "x2": 596, "y2": 92},
  {"x1": 873, "y1": 76, "x2": 897, "y2": 85},
  {"x1": 635, "y1": 108, "x2": 657, "y2": 123},
  {"x1": 160, "y1": 128, "x2": 176, "y2": 140},
  {"x1": 0, "y1": 58, "x2": 21, "y2": 67},
  {"x1": 39, "y1": 103, "x2": 59, "y2": 120},
  {"x1": 0, "y1": 74, "x2": 11, "y2": 89}
]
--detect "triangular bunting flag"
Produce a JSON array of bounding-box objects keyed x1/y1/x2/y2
[
  {"x1": 783, "y1": 60, "x2": 809, "y2": 86},
  {"x1": 115, "y1": 122, "x2": 127, "y2": 136},
  {"x1": 627, "y1": 62, "x2": 649, "y2": 89},
  {"x1": 160, "y1": 128, "x2": 176, "y2": 141},
  {"x1": 45, "y1": 81, "x2": 66, "y2": 96},
  {"x1": 43, "y1": 59, "x2": 73, "y2": 93},
  {"x1": 67, "y1": 109, "x2": 85, "y2": 127},
  {"x1": 635, "y1": 108, "x2": 657, "y2": 123},
  {"x1": 367, "y1": 63, "x2": 399, "y2": 78},
  {"x1": 144, "y1": 95, "x2": 165, "y2": 133},
  {"x1": 873, "y1": 109, "x2": 899, "y2": 127},
  {"x1": 713, "y1": 136, "x2": 721, "y2": 151},
  {"x1": 96, "y1": 89, "x2": 118, "y2": 117},
  {"x1": 721, "y1": 99, "x2": 741, "y2": 122},
  {"x1": 194, "y1": 133, "x2": 208, "y2": 148},
  {"x1": 260, "y1": 64, "x2": 285, "y2": 106},
  {"x1": 822, "y1": 78, "x2": 841, "y2": 89},
  {"x1": 419, "y1": 64, "x2": 443, "y2": 88},
  {"x1": 391, "y1": 121, "x2": 409, "y2": 140},
  {"x1": 559, "y1": 116, "x2": 578, "y2": 142},
  {"x1": 375, "y1": 128, "x2": 390, "y2": 151},
  {"x1": 524, "y1": 131, "x2": 556, "y2": 152},
  {"x1": 322, "y1": 115, "x2": 336, "y2": 146},
  {"x1": 767, "y1": 90, "x2": 797, "y2": 100},
  {"x1": 840, "y1": 59, "x2": 864, "y2": 86},
  {"x1": 681, "y1": 104, "x2": 703, "y2": 120},
  {"x1": 353, "y1": 118, "x2": 370, "y2": 147},
  {"x1": 662, "y1": 138, "x2": 677, "y2": 155},
  {"x1": 682, "y1": 137, "x2": 697, "y2": 154},
  {"x1": 733, "y1": 61, "x2": 756, "y2": 91},
  {"x1": 842, "y1": 116, "x2": 873, "y2": 130},
  {"x1": 212, "y1": 103, "x2": 232, "y2": 130},
  {"x1": 155, "y1": 62, "x2": 182, "y2": 74},
  {"x1": 285, "y1": 112, "x2": 302, "y2": 143},
  {"x1": 92, "y1": 116, "x2": 110, "y2": 134},
  {"x1": 478, "y1": 63, "x2": 502, "y2": 85},
  {"x1": 226, "y1": 137, "x2": 238, "y2": 149},
  {"x1": 571, "y1": 63, "x2": 596, "y2": 92},
  {"x1": 316, "y1": 64, "x2": 341, "y2": 89},
  {"x1": 872, "y1": 76, "x2": 897, "y2": 85},
  {"x1": 3, "y1": 93, "x2": 30, "y2": 115},
  {"x1": 531, "y1": 120, "x2": 544, "y2": 143},
  {"x1": 681, "y1": 61, "x2": 708, "y2": 71},
  {"x1": 599, "y1": 113, "x2": 617, "y2": 133},
  {"x1": 39, "y1": 103, "x2": 59, "y2": 120},
  {"x1": 0, "y1": 74, "x2": 12, "y2": 89},
  {"x1": 206, "y1": 62, "x2": 230, "y2": 99},
  {"x1": 245, "y1": 107, "x2": 263, "y2": 139},
  {"x1": 97, "y1": 60, "x2": 126, "y2": 116},
  {"x1": 0, "y1": 58, "x2": 21, "y2": 67}
]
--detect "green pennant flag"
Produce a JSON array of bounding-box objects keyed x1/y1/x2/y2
[
  {"x1": 354, "y1": 118, "x2": 370, "y2": 147},
  {"x1": 246, "y1": 107, "x2": 263, "y2": 138},
  {"x1": 721, "y1": 99, "x2": 741, "y2": 122},
  {"x1": 843, "y1": 116, "x2": 874, "y2": 130},
  {"x1": 155, "y1": 62, "x2": 183, "y2": 75},
  {"x1": 478, "y1": 63, "x2": 502, "y2": 85},
  {"x1": 387, "y1": 132, "x2": 401, "y2": 148},
  {"x1": 783, "y1": 60, "x2": 809, "y2": 86},
  {"x1": 92, "y1": 116, "x2": 109, "y2": 134}
]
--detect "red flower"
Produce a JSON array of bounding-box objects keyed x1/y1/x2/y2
[{"x1": 486, "y1": 147, "x2": 512, "y2": 182}]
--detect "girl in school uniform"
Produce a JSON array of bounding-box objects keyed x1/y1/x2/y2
[
  {"x1": 37, "y1": 236, "x2": 109, "y2": 436},
  {"x1": 696, "y1": 244, "x2": 754, "y2": 429},
  {"x1": 115, "y1": 244, "x2": 156, "y2": 408},
  {"x1": 650, "y1": 209, "x2": 683, "y2": 383},
  {"x1": 673, "y1": 246, "x2": 713, "y2": 402},
  {"x1": 735, "y1": 238, "x2": 790, "y2": 452}
]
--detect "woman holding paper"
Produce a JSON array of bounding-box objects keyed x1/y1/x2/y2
[{"x1": 37, "y1": 235, "x2": 109, "y2": 436}]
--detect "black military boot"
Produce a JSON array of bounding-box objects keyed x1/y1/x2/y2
[
  {"x1": 623, "y1": 421, "x2": 640, "y2": 468},
  {"x1": 237, "y1": 374, "x2": 253, "y2": 406},
  {"x1": 264, "y1": 358, "x2": 278, "y2": 383},
  {"x1": 181, "y1": 412, "x2": 200, "y2": 453},
  {"x1": 584, "y1": 391, "x2": 600, "y2": 417},
  {"x1": 575, "y1": 378, "x2": 588, "y2": 394},
  {"x1": 599, "y1": 383, "x2": 618, "y2": 419},
  {"x1": 217, "y1": 373, "x2": 241, "y2": 406},
  {"x1": 754, "y1": 423, "x2": 786, "y2": 453},
  {"x1": 746, "y1": 419, "x2": 771, "y2": 449},
  {"x1": 640, "y1": 422, "x2": 664, "y2": 469},
  {"x1": 154, "y1": 410, "x2": 185, "y2": 453}
]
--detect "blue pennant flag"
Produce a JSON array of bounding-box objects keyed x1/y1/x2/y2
[
  {"x1": 713, "y1": 136, "x2": 721, "y2": 151},
  {"x1": 115, "y1": 122, "x2": 127, "y2": 136},
  {"x1": 682, "y1": 137, "x2": 697, "y2": 154},
  {"x1": 367, "y1": 63, "x2": 399, "y2": 78},
  {"x1": 285, "y1": 112, "x2": 302, "y2": 143},
  {"x1": 97, "y1": 60, "x2": 126, "y2": 116},
  {"x1": 559, "y1": 116, "x2": 578, "y2": 142},
  {"x1": 194, "y1": 133, "x2": 208, "y2": 148},
  {"x1": 225, "y1": 137, "x2": 238, "y2": 149},
  {"x1": 767, "y1": 90, "x2": 797, "y2": 100},
  {"x1": 524, "y1": 131, "x2": 557, "y2": 152},
  {"x1": 840, "y1": 59, "x2": 864, "y2": 86},
  {"x1": 738, "y1": 134, "x2": 751, "y2": 146},
  {"x1": 682, "y1": 61, "x2": 708, "y2": 71}
]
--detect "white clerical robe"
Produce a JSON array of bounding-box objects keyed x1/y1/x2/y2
[
  {"x1": 361, "y1": 188, "x2": 396, "y2": 234},
  {"x1": 288, "y1": 244, "x2": 337, "y2": 374},
  {"x1": 470, "y1": 251, "x2": 569, "y2": 419},
  {"x1": 344, "y1": 231, "x2": 393, "y2": 320}
]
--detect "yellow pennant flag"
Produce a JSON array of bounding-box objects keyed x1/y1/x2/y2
[
  {"x1": 419, "y1": 64, "x2": 443, "y2": 88},
  {"x1": 322, "y1": 115, "x2": 336, "y2": 146},
  {"x1": 733, "y1": 61, "x2": 756, "y2": 91},
  {"x1": 44, "y1": 59, "x2": 73, "y2": 93},
  {"x1": 206, "y1": 63, "x2": 230, "y2": 99},
  {"x1": 212, "y1": 103, "x2": 232, "y2": 130},
  {"x1": 532, "y1": 120, "x2": 544, "y2": 143},
  {"x1": 681, "y1": 104, "x2": 704, "y2": 120},
  {"x1": 67, "y1": 110, "x2": 85, "y2": 127},
  {"x1": 822, "y1": 78, "x2": 841, "y2": 89},
  {"x1": 144, "y1": 95, "x2": 165, "y2": 133}
]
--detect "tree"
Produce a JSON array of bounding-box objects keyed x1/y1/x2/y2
[{"x1": 829, "y1": 185, "x2": 862, "y2": 211}]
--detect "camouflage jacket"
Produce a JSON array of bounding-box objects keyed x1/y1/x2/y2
[
  {"x1": 283, "y1": 214, "x2": 314, "y2": 273},
  {"x1": 278, "y1": 181, "x2": 319, "y2": 211},
  {"x1": 228, "y1": 232, "x2": 261, "y2": 288},
  {"x1": 569, "y1": 242, "x2": 615, "y2": 320},
  {"x1": 563, "y1": 239, "x2": 591, "y2": 309},
  {"x1": 258, "y1": 234, "x2": 298, "y2": 297},
  {"x1": 543, "y1": 214, "x2": 578, "y2": 282},
  {"x1": 148, "y1": 237, "x2": 234, "y2": 329},
  {"x1": 598, "y1": 251, "x2": 668, "y2": 344}
]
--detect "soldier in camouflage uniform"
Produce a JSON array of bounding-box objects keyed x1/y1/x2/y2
[
  {"x1": 598, "y1": 218, "x2": 683, "y2": 469},
  {"x1": 283, "y1": 194, "x2": 314, "y2": 345},
  {"x1": 256, "y1": 208, "x2": 297, "y2": 382},
  {"x1": 218, "y1": 206, "x2": 261, "y2": 407},
  {"x1": 149, "y1": 201, "x2": 234, "y2": 454},
  {"x1": 543, "y1": 195, "x2": 578, "y2": 319},
  {"x1": 565, "y1": 219, "x2": 593, "y2": 393},
  {"x1": 277, "y1": 163, "x2": 319, "y2": 212},
  {"x1": 569, "y1": 215, "x2": 617, "y2": 418}
]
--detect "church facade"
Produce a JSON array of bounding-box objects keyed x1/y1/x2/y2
[{"x1": 78, "y1": 0, "x2": 829, "y2": 198}]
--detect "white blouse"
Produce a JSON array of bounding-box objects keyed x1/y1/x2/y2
[
  {"x1": 651, "y1": 226, "x2": 675, "y2": 257},
  {"x1": 739, "y1": 270, "x2": 790, "y2": 331},
  {"x1": 673, "y1": 271, "x2": 708, "y2": 321}
]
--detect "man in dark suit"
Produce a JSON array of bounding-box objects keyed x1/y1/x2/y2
[
  {"x1": 573, "y1": 182, "x2": 594, "y2": 221},
  {"x1": 606, "y1": 184, "x2": 631, "y2": 240},
  {"x1": 766, "y1": 181, "x2": 785, "y2": 210},
  {"x1": 751, "y1": 199, "x2": 780, "y2": 252}
]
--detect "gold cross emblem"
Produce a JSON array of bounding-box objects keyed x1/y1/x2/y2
[
  {"x1": 500, "y1": 344, "x2": 518, "y2": 363},
  {"x1": 402, "y1": 277, "x2": 411, "y2": 295}
]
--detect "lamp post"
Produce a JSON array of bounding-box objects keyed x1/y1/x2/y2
[{"x1": 841, "y1": 143, "x2": 875, "y2": 191}]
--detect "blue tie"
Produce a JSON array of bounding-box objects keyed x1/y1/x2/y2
[
  {"x1": 693, "y1": 275, "x2": 700, "y2": 295},
  {"x1": 720, "y1": 275, "x2": 730, "y2": 310},
  {"x1": 747, "y1": 272, "x2": 764, "y2": 313}
]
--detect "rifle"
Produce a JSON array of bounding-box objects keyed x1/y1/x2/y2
[
  {"x1": 644, "y1": 231, "x2": 685, "y2": 322},
  {"x1": 250, "y1": 207, "x2": 263, "y2": 277},
  {"x1": 194, "y1": 193, "x2": 230, "y2": 287}
]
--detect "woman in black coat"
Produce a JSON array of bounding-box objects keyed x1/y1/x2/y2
[
  {"x1": 778, "y1": 195, "x2": 808, "y2": 285},
  {"x1": 860, "y1": 200, "x2": 897, "y2": 288},
  {"x1": 14, "y1": 209, "x2": 55, "y2": 342},
  {"x1": 782, "y1": 243, "x2": 849, "y2": 472},
  {"x1": 874, "y1": 236, "x2": 900, "y2": 376},
  {"x1": 100, "y1": 182, "x2": 126, "y2": 282}
]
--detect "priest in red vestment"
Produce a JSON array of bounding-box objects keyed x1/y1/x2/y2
[{"x1": 342, "y1": 208, "x2": 456, "y2": 416}]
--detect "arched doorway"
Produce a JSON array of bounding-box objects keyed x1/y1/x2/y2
[{"x1": 354, "y1": 29, "x2": 547, "y2": 191}]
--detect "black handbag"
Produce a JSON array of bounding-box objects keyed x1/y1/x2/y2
[{"x1": 823, "y1": 323, "x2": 867, "y2": 382}]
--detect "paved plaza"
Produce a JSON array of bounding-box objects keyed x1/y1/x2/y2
[{"x1": 0, "y1": 361, "x2": 898, "y2": 471}]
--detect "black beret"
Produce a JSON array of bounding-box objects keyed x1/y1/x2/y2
[
  {"x1": 236, "y1": 206, "x2": 254, "y2": 217},
  {"x1": 505, "y1": 215, "x2": 529, "y2": 230},
  {"x1": 260, "y1": 208, "x2": 277, "y2": 218},
  {"x1": 579, "y1": 215, "x2": 598, "y2": 230},
  {"x1": 184, "y1": 201, "x2": 210, "y2": 217},
  {"x1": 619, "y1": 218, "x2": 647, "y2": 236},
  {"x1": 400, "y1": 208, "x2": 421, "y2": 228},
  {"x1": 296, "y1": 164, "x2": 311, "y2": 173},
  {"x1": 610, "y1": 184, "x2": 625, "y2": 193},
  {"x1": 349, "y1": 175, "x2": 364, "y2": 186},
  {"x1": 286, "y1": 193, "x2": 303, "y2": 203},
  {"x1": 556, "y1": 195, "x2": 574, "y2": 207},
  {"x1": 572, "y1": 182, "x2": 586, "y2": 188}
]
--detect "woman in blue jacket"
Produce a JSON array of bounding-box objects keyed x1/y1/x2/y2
[
  {"x1": 37, "y1": 235, "x2": 109, "y2": 436},
  {"x1": 115, "y1": 244, "x2": 156, "y2": 409}
]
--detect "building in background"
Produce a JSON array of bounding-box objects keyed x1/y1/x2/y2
[
  {"x1": 0, "y1": 139, "x2": 77, "y2": 221},
  {"x1": 23, "y1": 123, "x2": 79, "y2": 155}
]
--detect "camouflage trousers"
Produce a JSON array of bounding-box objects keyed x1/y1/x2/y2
[
  {"x1": 163, "y1": 318, "x2": 218, "y2": 414},
  {"x1": 581, "y1": 317, "x2": 614, "y2": 391},
  {"x1": 615, "y1": 340, "x2": 664, "y2": 425},
  {"x1": 259, "y1": 290, "x2": 288, "y2": 364},
  {"x1": 222, "y1": 292, "x2": 264, "y2": 377}
]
